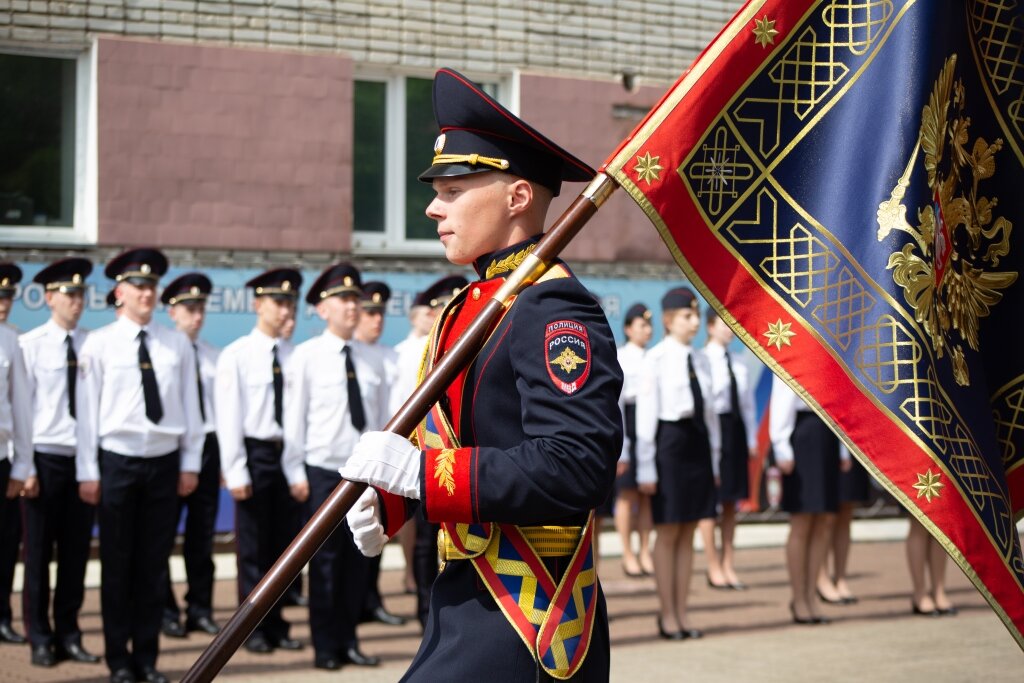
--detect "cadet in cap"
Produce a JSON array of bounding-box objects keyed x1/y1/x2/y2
[
  {"x1": 284, "y1": 262, "x2": 393, "y2": 668},
  {"x1": 77, "y1": 246, "x2": 204, "y2": 682},
  {"x1": 0, "y1": 263, "x2": 30, "y2": 647},
  {"x1": 614, "y1": 301, "x2": 655, "y2": 579},
  {"x1": 341, "y1": 69, "x2": 622, "y2": 681},
  {"x1": 215, "y1": 266, "x2": 304, "y2": 654},
  {"x1": 351, "y1": 281, "x2": 408, "y2": 624},
  {"x1": 0, "y1": 261, "x2": 29, "y2": 647},
  {"x1": 159, "y1": 272, "x2": 223, "y2": 638},
  {"x1": 635, "y1": 285, "x2": 720, "y2": 642},
  {"x1": 20, "y1": 258, "x2": 100, "y2": 665},
  {"x1": 0, "y1": 263, "x2": 23, "y2": 324}
]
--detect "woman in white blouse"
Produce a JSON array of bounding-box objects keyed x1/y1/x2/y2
[
  {"x1": 768, "y1": 375, "x2": 850, "y2": 624},
  {"x1": 636, "y1": 288, "x2": 720, "y2": 640}
]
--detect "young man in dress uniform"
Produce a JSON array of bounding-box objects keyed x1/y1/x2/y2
[
  {"x1": 283, "y1": 263, "x2": 390, "y2": 670},
  {"x1": 215, "y1": 268, "x2": 304, "y2": 654},
  {"x1": 76, "y1": 248, "x2": 205, "y2": 683},
  {"x1": 353, "y1": 281, "x2": 409, "y2": 625},
  {"x1": 19, "y1": 258, "x2": 101, "y2": 668},
  {"x1": 341, "y1": 68, "x2": 623, "y2": 681},
  {"x1": 159, "y1": 273, "x2": 223, "y2": 639},
  {"x1": 0, "y1": 263, "x2": 32, "y2": 647}
]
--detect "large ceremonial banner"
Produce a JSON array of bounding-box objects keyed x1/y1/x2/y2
[{"x1": 603, "y1": 0, "x2": 1024, "y2": 645}]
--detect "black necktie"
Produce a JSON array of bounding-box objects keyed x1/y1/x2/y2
[
  {"x1": 193, "y1": 343, "x2": 206, "y2": 422},
  {"x1": 138, "y1": 330, "x2": 163, "y2": 423},
  {"x1": 687, "y1": 351, "x2": 705, "y2": 430},
  {"x1": 272, "y1": 344, "x2": 283, "y2": 426},
  {"x1": 725, "y1": 350, "x2": 740, "y2": 416},
  {"x1": 65, "y1": 334, "x2": 77, "y2": 419},
  {"x1": 343, "y1": 345, "x2": 366, "y2": 432}
]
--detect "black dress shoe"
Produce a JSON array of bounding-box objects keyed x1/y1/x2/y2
[
  {"x1": 680, "y1": 628, "x2": 704, "y2": 639},
  {"x1": 314, "y1": 654, "x2": 343, "y2": 670},
  {"x1": 369, "y1": 606, "x2": 406, "y2": 626},
  {"x1": 31, "y1": 644, "x2": 57, "y2": 667},
  {"x1": 0, "y1": 620, "x2": 26, "y2": 644},
  {"x1": 911, "y1": 601, "x2": 940, "y2": 617},
  {"x1": 137, "y1": 666, "x2": 169, "y2": 683},
  {"x1": 57, "y1": 639, "x2": 101, "y2": 663},
  {"x1": 657, "y1": 618, "x2": 685, "y2": 640},
  {"x1": 109, "y1": 668, "x2": 136, "y2": 683},
  {"x1": 937, "y1": 606, "x2": 958, "y2": 616},
  {"x1": 160, "y1": 619, "x2": 186, "y2": 638},
  {"x1": 343, "y1": 646, "x2": 380, "y2": 667},
  {"x1": 185, "y1": 615, "x2": 221, "y2": 635},
  {"x1": 244, "y1": 633, "x2": 273, "y2": 654},
  {"x1": 789, "y1": 603, "x2": 816, "y2": 625},
  {"x1": 272, "y1": 636, "x2": 303, "y2": 651}
]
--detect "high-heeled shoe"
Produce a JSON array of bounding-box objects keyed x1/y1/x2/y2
[
  {"x1": 680, "y1": 627, "x2": 704, "y2": 639},
  {"x1": 657, "y1": 618, "x2": 686, "y2": 640},
  {"x1": 706, "y1": 574, "x2": 731, "y2": 591},
  {"x1": 789, "y1": 603, "x2": 816, "y2": 625},
  {"x1": 816, "y1": 588, "x2": 846, "y2": 605},
  {"x1": 911, "y1": 600, "x2": 940, "y2": 617},
  {"x1": 936, "y1": 605, "x2": 958, "y2": 616},
  {"x1": 622, "y1": 562, "x2": 645, "y2": 579}
]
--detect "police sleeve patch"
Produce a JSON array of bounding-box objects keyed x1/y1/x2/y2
[{"x1": 544, "y1": 320, "x2": 590, "y2": 395}]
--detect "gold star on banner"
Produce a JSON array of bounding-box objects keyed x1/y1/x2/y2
[
  {"x1": 634, "y1": 152, "x2": 663, "y2": 185},
  {"x1": 753, "y1": 16, "x2": 779, "y2": 48},
  {"x1": 763, "y1": 319, "x2": 796, "y2": 350},
  {"x1": 913, "y1": 469, "x2": 944, "y2": 503}
]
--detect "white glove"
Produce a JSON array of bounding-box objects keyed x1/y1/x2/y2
[
  {"x1": 346, "y1": 487, "x2": 388, "y2": 557},
  {"x1": 340, "y1": 430, "x2": 422, "y2": 500}
]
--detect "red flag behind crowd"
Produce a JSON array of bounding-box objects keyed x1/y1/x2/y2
[{"x1": 602, "y1": 0, "x2": 1024, "y2": 647}]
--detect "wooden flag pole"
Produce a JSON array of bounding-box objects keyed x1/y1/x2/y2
[{"x1": 181, "y1": 172, "x2": 618, "y2": 683}]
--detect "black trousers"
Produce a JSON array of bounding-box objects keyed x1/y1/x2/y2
[
  {"x1": 306, "y1": 465, "x2": 367, "y2": 657},
  {"x1": 98, "y1": 449, "x2": 179, "y2": 673},
  {"x1": 412, "y1": 507, "x2": 439, "y2": 628},
  {"x1": 235, "y1": 438, "x2": 296, "y2": 641},
  {"x1": 165, "y1": 433, "x2": 221, "y2": 621},
  {"x1": 22, "y1": 452, "x2": 95, "y2": 648},
  {"x1": 0, "y1": 458, "x2": 20, "y2": 624}
]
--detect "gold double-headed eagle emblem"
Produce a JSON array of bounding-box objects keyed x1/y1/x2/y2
[
  {"x1": 876, "y1": 55, "x2": 1017, "y2": 387},
  {"x1": 550, "y1": 347, "x2": 587, "y2": 374}
]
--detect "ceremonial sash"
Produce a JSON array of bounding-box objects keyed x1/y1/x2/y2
[{"x1": 414, "y1": 271, "x2": 599, "y2": 679}]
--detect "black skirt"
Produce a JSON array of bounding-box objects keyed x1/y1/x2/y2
[
  {"x1": 652, "y1": 418, "x2": 716, "y2": 524},
  {"x1": 781, "y1": 411, "x2": 840, "y2": 514},
  {"x1": 716, "y1": 411, "x2": 750, "y2": 503},
  {"x1": 839, "y1": 456, "x2": 872, "y2": 504},
  {"x1": 614, "y1": 403, "x2": 639, "y2": 492}
]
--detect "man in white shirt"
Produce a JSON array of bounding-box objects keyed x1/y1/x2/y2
[
  {"x1": 284, "y1": 263, "x2": 389, "y2": 670},
  {"x1": 76, "y1": 248, "x2": 204, "y2": 683},
  {"x1": 159, "y1": 273, "x2": 223, "y2": 639},
  {"x1": 352, "y1": 281, "x2": 408, "y2": 625},
  {"x1": 19, "y1": 258, "x2": 101, "y2": 668},
  {"x1": 0, "y1": 262, "x2": 29, "y2": 648},
  {"x1": 215, "y1": 267, "x2": 304, "y2": 654}
]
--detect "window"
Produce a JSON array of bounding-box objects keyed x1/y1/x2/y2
[
  {"x1": 352, "y1": 72, "x2": 503, "y2": 253},
  {"x1": 0, "y1": 48, "x2": 94, "y2": 245}
]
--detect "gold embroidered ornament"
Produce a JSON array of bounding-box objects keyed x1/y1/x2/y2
[{"x1": 877, "y1": 55, "x2": 1017, "y2": 387}]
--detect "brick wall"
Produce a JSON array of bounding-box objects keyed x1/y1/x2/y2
[
  {"x1": 0, "y1": 0, "x2": 743, "y2": 86},
  {"x1": 97, "y1": 36, "x2": 353, "y2": 251}
]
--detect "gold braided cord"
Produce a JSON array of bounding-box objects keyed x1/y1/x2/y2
[{"x1": 432, "y1": 153, "x2": 510, "y2": 170}]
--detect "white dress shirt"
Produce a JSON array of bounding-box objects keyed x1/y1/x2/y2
[
  {"x1": 635, "y1": 336, "x2": 721, "y2": 484},
  {"x1": 0, "y1": 324, "x2": 33, "y2": 480},
  {"x1": 768, "y1": 375, "x2": 850, "y2": 464},
  {"x1": 215, "y1": 328, "x2": 293, "y2": 490},
  {"x1": 704, "y1": 342, "x2": 758, "y2": 451},
  {"x1": 194, "y1": 338, "x2": 220, "y2": 435},
  {"x1": 282, "y1": 333, "x2": 390, "y2": 485},
  {"x1": 19, "y1": 320, "x2": 88, "y2": 456},
  {"x1": 617, "y1": 341, "x2": 646, "y2": 406},
  {"x1": 75, "y1": 316, "x2": 205, "y2": 482},
  {"x1": 389, "y1": 331, "x2": 428, "y2": 416}
]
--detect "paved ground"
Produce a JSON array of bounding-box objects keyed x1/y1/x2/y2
[{"x1": 1, "y1": 519, "x2": 1020, "y2": 681}]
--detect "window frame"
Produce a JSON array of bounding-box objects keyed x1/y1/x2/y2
[
  {"x1": 0, "y1": 41, "x2": 97, "y2": 246},
  {"x1": 350, "y1": 68, "x2": 510, "y2": 256}
]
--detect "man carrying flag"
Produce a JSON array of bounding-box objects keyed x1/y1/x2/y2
[
  {"x1": 341, "y1": 68, "x2": 623, "y2": 680},
  {"x1": 601, "y1": 0, "x2": 1024, "y2": 646}
]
